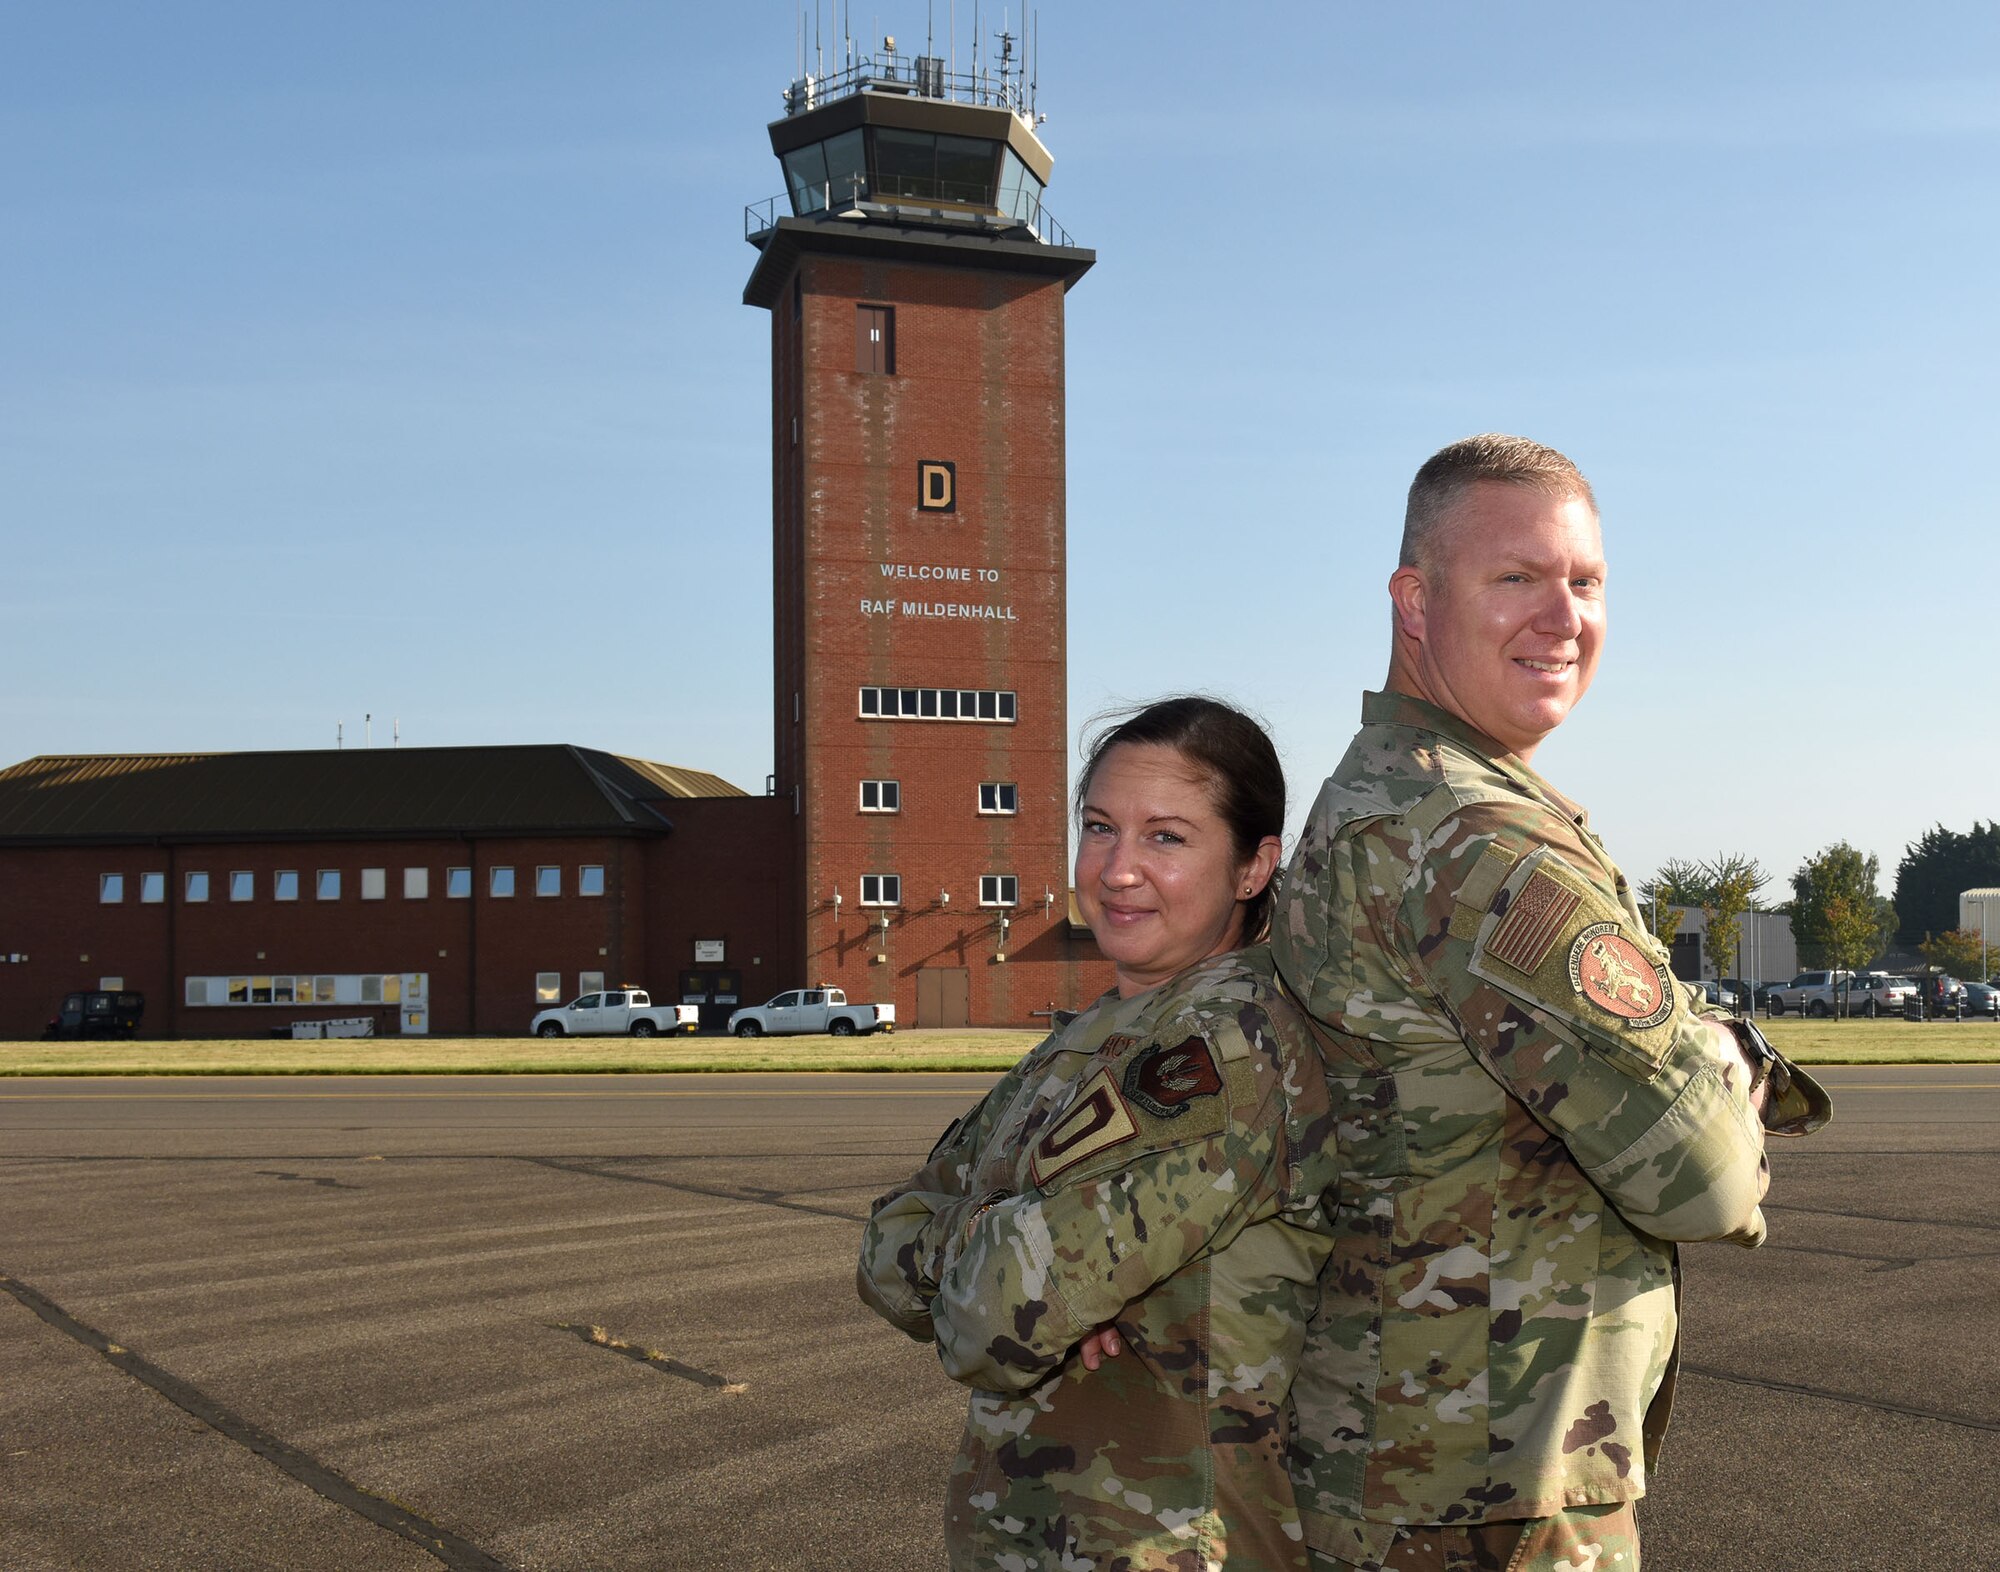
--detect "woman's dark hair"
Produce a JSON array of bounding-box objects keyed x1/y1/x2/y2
[{"x1": 1075, "y1": 695, "x2": 1286, "y2": 942}]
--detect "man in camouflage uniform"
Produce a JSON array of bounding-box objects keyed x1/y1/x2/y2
[
  {"x1": 858, "y1": 947, "x2": 1343, "y2": 1570},
  {"x1": 1272, "y1": 435, "x2": 1828, "y2": 1572}
]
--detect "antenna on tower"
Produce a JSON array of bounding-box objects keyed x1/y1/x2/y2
[
  {"x1": 337, "y1": 721, "x2": 343, "y2": 750},
  {"x1": 393, "y1": 717, "x2": 400, "y2": 748},
  {"x1": 365, "y1": 713, "x2": 372, "y2": 749}
]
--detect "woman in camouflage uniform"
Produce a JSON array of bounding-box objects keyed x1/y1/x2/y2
[{"x1": 858, "y1": 697, "x2": 1343, "y2": 1571}]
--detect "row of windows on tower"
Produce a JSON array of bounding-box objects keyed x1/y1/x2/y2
[
  {"x1": 859, "y1": 874, "x2": 1018, "y2": 908},
  {"x1": 859, "y1": 686, "x2": 1016, "y2": 722},
  {"x1": 859, "y1": 781, "x2": 1016, "y2": 815}
]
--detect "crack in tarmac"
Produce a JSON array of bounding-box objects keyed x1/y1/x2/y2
[
  {"x1": 1682, "y1": 1363, "x2": 2000, "y2": 1433},
  {"x1": 0, "y1": 1269, "x2": 512, "y2": 1570},
  {"x1": 516, "y1": 1156, "x2": 870, "y2": 1222},
  {"x1": 551, "y1": 1322, "x2": 746, "y2": 1392}
]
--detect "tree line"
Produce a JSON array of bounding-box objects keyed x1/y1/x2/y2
[{"x1": 1640, "y1": 819, "x2": 2000, "y2": 982}]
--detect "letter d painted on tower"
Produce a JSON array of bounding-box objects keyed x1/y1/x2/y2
[{"x1": 917, "y1": 460, "x2": 956, "y2": 514}]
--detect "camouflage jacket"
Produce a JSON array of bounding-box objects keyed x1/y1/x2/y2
[
  {"x1": 857, "y1": 947, "x2": 1343, "y2": 1571},
  {"x1": 1272, "y1": 691, "x2": 1775, "y2": 1570}
]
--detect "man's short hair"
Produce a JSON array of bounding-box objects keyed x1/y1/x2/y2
[{"x1": 1399, "y1": 434, "x2": 1597, "y2": 571}]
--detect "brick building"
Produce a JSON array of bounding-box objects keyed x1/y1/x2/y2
[
  {"x1": 0, "y1": 749, "x2": 795, "y2": 1040},
  {"x1": 0, "y1": 41, "x2": 1114, "y2": 1039}
]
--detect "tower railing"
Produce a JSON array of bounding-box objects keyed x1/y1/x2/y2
[
  {"x1": 783, "y1": 47, "x2": 1037, "y2": 122},
  {"x1": 744, "y1": 185, "x2": 1074, "y2": 250}
]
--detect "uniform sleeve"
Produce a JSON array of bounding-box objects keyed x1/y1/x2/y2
[
  {"x1": 1406, "y1": 802, "x2": 1770, "y2": 1244},
  {"x1": 927, "y1": 1008, "x2": 1307, "y2": 1393},
  {"x1": 855, "y1": 1069, "x2": 1023, "y2": 1341}
]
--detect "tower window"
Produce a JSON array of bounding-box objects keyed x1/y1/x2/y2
[
  {"x1": 980, "y1": 875, "x2": 1019, "y2": 908},
  {"x1": 859, "y1": 686, "x2": 1016, "y2": 723},
  {"x1": 861, "y1": 874, "x2": 902, "y2": 906},
  {"x1": 856, "y1": 305, "x2": 894, "y2": 374},
  {"x1": 979, "y1": 783, "x2": 1018, "y2": 815},
  {"x1": 860, "y1": 780, "x2": 900, "y2": 813}
]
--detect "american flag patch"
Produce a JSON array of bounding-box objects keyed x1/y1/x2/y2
[{"x1": 1487, "y1": 869, "x2": 1582, "y2": 973}]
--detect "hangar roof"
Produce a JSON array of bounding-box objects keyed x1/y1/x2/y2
[{"x1": 0, "y1": 747, "x2": 748, "y2": 845}]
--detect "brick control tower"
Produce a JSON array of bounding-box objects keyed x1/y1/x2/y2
[{"x1": 743, "y1": 26, "x2": 1102, "y2": 1028}]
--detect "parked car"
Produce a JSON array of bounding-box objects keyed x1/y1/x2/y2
[
  {"x1": 1752, "y1": 982, "x2": 1786, "y2": 1012},
  {"x1": 1695, "y1": 979, "x2": 1742, "y2": 1011},
  {"x1": 1910, "y1": 974, "x2": 1966, "y2": 1018},
  {"x1": 727, "y1": 987, "x2": 895, "y2": 1038},
  {"x1": 44, "y1": 989, "x2": 145, "y2": 1039},
  {"x1": 1768, "y1": 970, "x2": 1854, "y2": 1017},
  {"x1": 1962, "y1": 982, "x2": 2000, "y2": 1017},
  {"x1": 530, "y1": 988, "x2": 698, "y2": 1038},
  {"x1": 1846, "y1": 974, "x2": 1915, "y2": 1018}
]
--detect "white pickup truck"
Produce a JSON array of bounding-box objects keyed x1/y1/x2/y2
[
  {"x1": 727, "y1": 987, "x2": 895, "y2": 1038},
  {"x1": 530, "y1": 989, "x2": 698, "y2": 1038}
]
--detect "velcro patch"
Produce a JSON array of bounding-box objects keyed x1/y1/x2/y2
[
  {"x1": 1029, "y1": 1069, "x2": 1139, "y2": 1187},
  {"x1": 1568, "y1": 922, "x2": 1674, "y2": 1029},
  {"x1": 1486, "y1": 868, "x2": 1582, "y2": 973},
  {"x1": 1121, "y1": 1036, "x2": 1223, "y2": 1119}
]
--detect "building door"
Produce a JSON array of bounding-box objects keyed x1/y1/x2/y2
[
  {"x1": 399, "y1": 973, "x2": 429, "y2": 1034},
  {"x1": 917, "y1": 967, "x2": 971, "y2": 1028}
]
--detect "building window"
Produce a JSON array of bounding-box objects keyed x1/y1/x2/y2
[
  {"x1": 227, "y1": 977, "x2": 249, "y2": 1004},
  {"x1": 361, "y1": 868, "x2": 386, "y2": 901},
  {"x1": 186, "y1": 977, "x2": 209, "y2": 1006},
  {"x1": 272, "y1": 977, "x2": 295, "y2": 1004},
  {"x1": 99, "y1": 976, "x2": 124, "y2": 991},
  {"x1": 859, "y1": 780, "x2": 900, "y2": 813},
  {"x1": 100, "y1": 874, "x2": 124, "y2": 904},
  {"x1": 230, "y1": 871, "x2": 254, "y2": 902},
  {"x1": 535, "y1": 866, "x2": 561, "y2": 898},
  {"x1": 185, "y1": 871, "x2": 210, "y2": 903},
  {"x1": 579, "y1": 865, "x2": 605, "y2": 897},
  {"x1": 981, "y1": 875, "x2": 1019, "y2": 908},
  {"x1": 317, "y1": 869, "x2": 341, "y2": 901},
  {"x1": 491, "y1": 866, "x2": 516, "y2": 897},
  {"x1": 404, "y1": 867, "x2": 428, "y2": 900},
  {"x1": 535, "y1": 972, "x2": 562, "y2": 1004},
  {"x1": 856, "y1": 303, "x2": 894, "y2": 374},
  {"x1": 858, "y1": 686, "x2": 1016, "y2": 723},
  {"x1": 579, "y1": 970, "x2": 605, "y2": 996},
  {"x1": 446, "y1": 867, "x2": 472, "y2": 899},
  {"x1": 140, "y1": 872, "x2": 166, "y2": 904},
  {"x1": 861, "y1": 874, "x2": 901, "y2": 906},
  {"x1": 274, "y1": 871, "x2": 299, "y2": 902},
  {"x1": 979, "y1": 783, "x2": 1018, "y2": 815}
]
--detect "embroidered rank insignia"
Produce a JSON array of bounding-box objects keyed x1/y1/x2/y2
[
  {"x1": 1029, "y1": 1069, "x2": 1139, "y2": 1187},
  {"x1": 1486, "y1": 867, "x2": 1582, "y2": 973},
  {"x1": 1121, "y1": 1036, "x2": 1223, "y2": 1120},
  {"x1": 1568, "y1": 922, "x2": 1674, "y2": 1029}
]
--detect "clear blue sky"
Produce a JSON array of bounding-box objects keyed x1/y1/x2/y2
[{"x1": 6, "y1": 2, "x2": 1995, "y2": 906}]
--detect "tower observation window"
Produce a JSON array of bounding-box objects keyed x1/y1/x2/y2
[{"x1": 858, "y1": 686, "x2": 1016, "y2": 722}]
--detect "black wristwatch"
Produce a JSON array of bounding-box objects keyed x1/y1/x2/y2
[{"x1": 1723, "y1": 1015, "x2": 1783, "y2": 1096}]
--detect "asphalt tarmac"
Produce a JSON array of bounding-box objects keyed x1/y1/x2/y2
[{"x1": 1, "y1": 1067, "x2": 1994, "y2": 1571}]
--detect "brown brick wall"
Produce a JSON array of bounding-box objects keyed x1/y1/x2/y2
[
  {"x1": 758, "y1": 244, "x2": 1113, "y2": 1026},
  {"x1": 0, "y1": 826, "x2": 799, "y2": 1041}
]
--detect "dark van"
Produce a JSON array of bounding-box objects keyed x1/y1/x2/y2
[{"x1": 44, "y1": 990, "x2": 145, "y2": 1039}]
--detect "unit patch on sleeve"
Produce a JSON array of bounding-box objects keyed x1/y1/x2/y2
[
  {"x1": 1120, "y1": 1036, "x2": 1223, "y2": 1120},
  {"x1": 1568, "y1": 922, "x2": 1674, "y2": 1030},
  {"x1": 1029, "y1": 1069, "x2": 1139, "y2": 1188},
  {"x1": 1485, "y1": 866, "x2": 1583, "y2": 973}
]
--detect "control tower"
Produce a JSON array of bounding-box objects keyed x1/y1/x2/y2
[{"x1": 743, "y1": 28, "x2": 1099, "y2": 1027}]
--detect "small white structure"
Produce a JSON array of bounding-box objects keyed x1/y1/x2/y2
[
  {"x1": 1663, "y1": 907, "x2": 1799, "y2": 986},
  {"x1": 1957, "y1": 890, "x2": 2000, "y2": 977}
]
